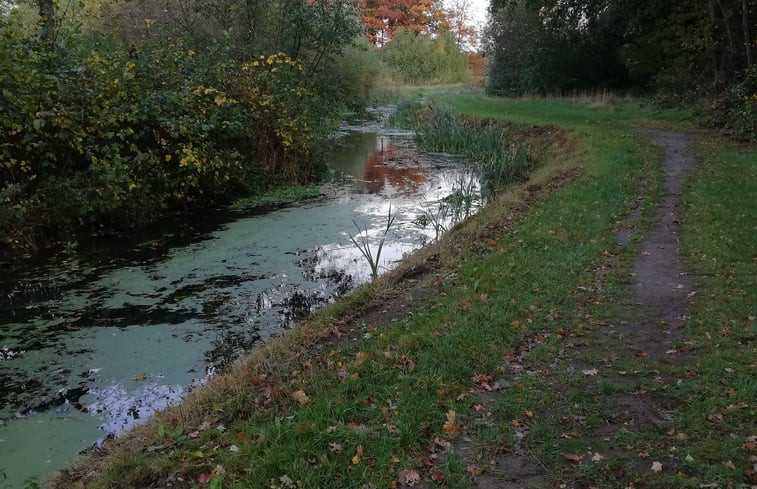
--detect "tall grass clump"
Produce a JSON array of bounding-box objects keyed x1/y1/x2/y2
[
  {"x1": 415, "y1": 104, "x2": 533, "y2": 190},
  {"x1": 386, "y1": 98, "x2": 424, "y2": 129}
]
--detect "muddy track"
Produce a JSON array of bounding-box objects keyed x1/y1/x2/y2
[{"x1": 464, "y1": 130, "x2": 699, "y2": 489}]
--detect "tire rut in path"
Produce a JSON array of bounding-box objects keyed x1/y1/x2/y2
[{"x1": 469, "y1": 130, "x2": 699, "y2": 489}]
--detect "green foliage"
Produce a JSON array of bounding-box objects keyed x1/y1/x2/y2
[
  {"x1": 380, "y1": 28, "x2": 470, "y2": 85},
  {"x1": 322, "y1": 40, "x2": 385, "y2": 112},
  {"x1": 706, "y1": 65, "x2": 757, "y2": 141}
]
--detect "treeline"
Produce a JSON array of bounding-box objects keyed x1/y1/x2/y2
[
  {"x1": 484, "y1": 0, "x2": 756, "y2": 140},
  {"x1": 0, "y1": 0, "x2": 475, "y2": 252}
]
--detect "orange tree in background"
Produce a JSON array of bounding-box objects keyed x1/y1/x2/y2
[{"x1": 360, "y1": 0, "x2": 446, "y2": 44}]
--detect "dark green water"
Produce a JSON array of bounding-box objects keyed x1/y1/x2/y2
[{"x1": 0, "y1": 122, "x2": 480, "y2": 487}]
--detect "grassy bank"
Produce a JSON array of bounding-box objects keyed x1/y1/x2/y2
[{"x1": 49, "y1": 97, "x2": 754, "y2": 489}]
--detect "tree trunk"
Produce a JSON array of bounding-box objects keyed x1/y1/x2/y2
[
  {"x1": 715, "y1": 0, "x2": 738, "y2": 63},
  {"x1": 709, "y1": 0, "x2": 727, "y2": 87},
  {"x1": 37, "y1": 0, "x2": 56, "y2": 44},
  {"x1": 743, "y1": 0, "x2": 754, "y2": 66}
]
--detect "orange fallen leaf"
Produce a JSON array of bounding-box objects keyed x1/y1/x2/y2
[
  {"x1": 442, "y1": 410, "x2": 460, "y2": 436},
  {"x1": 634, "y1": 350, "x2": 648, "y2": 357},
  {"x1": 132, "y1": 374, "x2": 146, "y2": 381},
  {"x1": 561, "y1": 453, "x2": 583, "y2": 462},
  {"x1": 430, "y1": 469, "x2": 444, "y2": 482}
]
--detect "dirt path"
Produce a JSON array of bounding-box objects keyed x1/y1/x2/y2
[{"x1": 468, "y1": 130, "x2": 700, "y2": 488}]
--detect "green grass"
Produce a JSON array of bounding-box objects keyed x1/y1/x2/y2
[
  {"x1": 442, "y1": 94, "x2": 696, "y2": 130},
  {"x1": 49, "y1": 96, "x2": 754, "y2": 489}
]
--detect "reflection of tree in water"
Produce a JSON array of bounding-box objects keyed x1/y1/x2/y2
[{"x1": 362, "y1": 138, "x2": 426, "y2": 194}]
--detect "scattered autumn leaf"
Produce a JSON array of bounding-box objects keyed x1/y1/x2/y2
[
  {"x1": 442, "y1": 410, "x2": 460, "y2": 436},
  {"x1": 561, "y1": 453, "x2": 583, "y2": 463},
  {"x1": 279, "y1": 475, "x2": 296, "y2": 488},
  {"x1": 707, "y1": 411, "x2": 724, "y2": 423},
  {"x1": 397, "y1": 469, "x2": 421, "y2": 486},
  {"x1": 651, "y1": 461, "x2": 663, "y2": 473},
  {"x1": 329, "y1": 443, "x2": 342, "y2": 453},
  {"x1": 466, "y1": 463, "x2": 483, "y2": 476},
  {"x1": 132, "y1": 374, "x2": 146, "y2": 381},
  {"x1": 292, "y1": 389, "x2": 310, "y2": 406},
  {"x1": 582, "y1": 368, "x2": 599, "y2": 376},
  {"x1": 634, "y1": 350, "x2": 648, "y2": 357},
  {"x1": 430, "y1": 469, "x2": 444, "y2": 483}
]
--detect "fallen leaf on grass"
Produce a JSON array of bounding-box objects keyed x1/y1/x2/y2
[
  {"x1": 329, "y1": 443, "x2": 343, "y2": 453},
  {"x1": 582, "y1": 368, "x2": 599, "y2": 376},
  {"x1": 651, "y1": 461, "x2": 663, "y2": 472},
  {"x1": 279, "y1": 475, "x2": 296, "y2": 488},
  {"x1": 723, "y1": 460, "x2": 736, "y2": 470},
  {"x1": 466, "y1": 463, "x2": 483, "y2": 476},
  {"x1": 442, "y1": 410, "x2": 460, "y2": 436},
  {"x1": 351, "y1": 444, "x2": 364, "y2": 464},
  {"x1": 430, "y1": 469, "x2": 444, "y2": 482},
  {"x1": 634, "y1": 350, "x2": 648, "y2": 358},
  {"x1": 591, "y1": 452, "x2": 604, "y2": 462},
  {"x1": 745, "y1": 435, "x2": 757, "y2": 450},
  {"x1": 707, "y1": 412, "x2": 724, "y2": 423},
  {"x1": 397, "y1": 469, "x2": 421, "y2": 486},
  {"x1": 292, "y1": 389, "x2": 310, "y2": 406},
  {"x1": 561, "y1": 453, "x2": 583, "y2": 463}
]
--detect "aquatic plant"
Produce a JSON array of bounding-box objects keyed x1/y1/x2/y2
[
  {"x1": 414, "y1": 103, "x2": 533, "y2": 192},
  {"x1": 415, "y1": 202, "x2": 448, "y2": 242},
  {"x1": 349, "y1": 204, "x2": 396, "y2": 280}
]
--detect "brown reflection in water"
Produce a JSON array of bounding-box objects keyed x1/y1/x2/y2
[{"x1": 363, "y1": 138, "x2": 426, "y2": 194}]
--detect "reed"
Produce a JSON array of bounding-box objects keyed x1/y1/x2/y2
[
  {"x1": 414, "y1": 104, "x2": 534, "y2": 191},
  {"x1": 348, "y1": 204, "x2": 396, "y2": 280}
]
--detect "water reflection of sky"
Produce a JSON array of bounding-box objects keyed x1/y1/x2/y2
[{"x1": 0, "y1": 123, "x2": 480, "y2": 487}]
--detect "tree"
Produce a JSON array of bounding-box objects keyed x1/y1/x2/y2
[{"x1": 360, "y1": 0, "x2": 445, "y2": 44}]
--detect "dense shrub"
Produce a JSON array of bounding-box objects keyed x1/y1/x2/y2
[{"x1": 0, "y1": 26, "x2": 333, "y2": 247}]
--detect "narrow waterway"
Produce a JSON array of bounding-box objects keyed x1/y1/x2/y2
[{"x1": 0, "y1": 115, "x2": 481, "y2": 487}]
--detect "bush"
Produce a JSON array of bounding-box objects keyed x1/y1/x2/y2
[
  {"x1": 0, "y1": 24, "x2": 331, "y2": 247},
  {"x1": 380, "y1": 29, "x2": 470, "y2": 85}
]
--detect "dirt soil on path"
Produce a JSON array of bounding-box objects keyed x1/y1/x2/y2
[{"x1": 467, "y1": 130, "x2": 700, "y2": 489}]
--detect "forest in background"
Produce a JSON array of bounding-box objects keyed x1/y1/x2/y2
[
  {"x1": 484, "y1": 0, "x2": 756, "y2": 139},
  {"x1": 0, "y1": 0, "x2": 478, "y2": 252}
]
